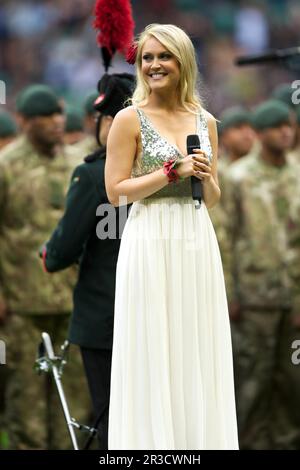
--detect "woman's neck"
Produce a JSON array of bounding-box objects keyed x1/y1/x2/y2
[{"x1": 145, "y1": 90, "x2": 182, "y2": 113}]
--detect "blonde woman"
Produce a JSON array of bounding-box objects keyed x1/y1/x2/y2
[{"x1": 105, "y1": 23, "x2": 238, "y2": 450}]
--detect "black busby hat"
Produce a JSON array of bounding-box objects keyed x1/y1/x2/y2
[{"x1": 94, "y1": 73, "x2": 135, "y2": 117}]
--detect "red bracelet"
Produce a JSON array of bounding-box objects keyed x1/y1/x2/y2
[{"x1": 163, "y1": 159, "x2": 181, "y2": 184}]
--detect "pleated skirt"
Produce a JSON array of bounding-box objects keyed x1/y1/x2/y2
[{"x1": 108, "y1": 197, "x2": 239, "y2": 450}]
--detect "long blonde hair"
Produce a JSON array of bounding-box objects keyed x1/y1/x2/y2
[{"x1": 131, "y1": 24, "x2": 202, "y2": 114}]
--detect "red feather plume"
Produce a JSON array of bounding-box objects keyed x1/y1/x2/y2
[{"x1": 93, "y1": 0, "x2": 135, "y2": 70}]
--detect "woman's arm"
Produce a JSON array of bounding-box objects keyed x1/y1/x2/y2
[{"x1": 105, "y1": 107, "x2": 170, "y2": 206}]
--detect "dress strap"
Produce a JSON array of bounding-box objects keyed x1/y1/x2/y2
[
  {"x1": 197, "y1": 109, "x2": 213, "y2": 163},
  {"x1": 132, "y1": 105, "x2": 144, "y2": 122},
  {"x1": 132, "y1": 106, "x2": 147, "y2": 148}
]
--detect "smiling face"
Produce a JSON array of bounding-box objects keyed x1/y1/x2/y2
[{"x1": 141, "y1": 37, "x2": 180, "y2": 93}]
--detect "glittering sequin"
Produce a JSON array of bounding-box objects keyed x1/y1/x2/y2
[{"x1": 132, "y1": 107, "x2": 213, "y2": 198}]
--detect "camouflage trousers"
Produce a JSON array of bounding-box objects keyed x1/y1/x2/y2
[
  {"x1": 0, "y1": 313, "x2": 92, "y2": 450},
  {"x1": 231, "y1": 308, "x2": 300, "y2": 449}
]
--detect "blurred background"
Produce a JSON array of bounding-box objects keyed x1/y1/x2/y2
[
  {"x1": 1, "y1": 0, "x2": 300, "y2": 115},
  {"x1": 1, "y1": 0, "x2": 300, "y2": 452}
]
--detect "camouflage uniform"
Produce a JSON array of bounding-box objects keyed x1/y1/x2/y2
[
  {"x1": 225, "y1": 151, "x2": 300, "y2": 449},
  {"x1": 288, "y1": 147, "x2": 300, "y2": 165},
  {"x1": 0, "y1": 135, "x2": 91, "y2": 449},
  {"x1": 211, "y1": 105, "x2": 255, "y2": 302},
  {"x1": 287, "y1": 181, "x2": 300, "y2": 318},
  {"x1": 209, "y1": 156, "x2": 233, "y2": 301},
  {"x1": 286, "y1": 177, "x2": 300, "y2": 443}
]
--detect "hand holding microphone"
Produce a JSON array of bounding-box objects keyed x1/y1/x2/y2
[
  {"x1": 175, "y1": 135, "x2": 212, "y2": 206},
  {"x1": 175, "y1": 151, "x2": 210, "y2": 179},
  {"x1": 190, "y1": 150, "x2": 212, "y2": 180}
]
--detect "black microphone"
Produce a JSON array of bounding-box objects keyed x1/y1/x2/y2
[
  {"x1": 235, "y1": 46, "x2": 300, "y2": 66},
  {"x1": 186, "y1": 134, "x2": 202, "y2": 206}
]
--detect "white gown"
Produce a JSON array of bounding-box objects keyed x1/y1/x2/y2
[{"x1": 108, "y1": 107, "x2": 239, "y2": 450}]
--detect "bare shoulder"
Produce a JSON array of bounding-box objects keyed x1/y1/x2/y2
[{"x1": 113, "y1": 106, "x2": 140, "y2": 135}]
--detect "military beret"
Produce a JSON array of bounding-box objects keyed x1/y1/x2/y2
[
  {"x1": 251, "y1": 99, "x2": 292, "y2": 130},
  {"x1": 65, "y1": 107, "x2": 84, "y2": 132},
  {"x1": 84, "y1": 92, "x2": 99, "y2": 115},
  {"x1": 16, "y1": 84, "x2": 63, "y2": 117},
  {"x1": 271, "y1": 83, "x2": 297, "y2": 109},
  {"x1": 94, "y1": 73, "x2": 135, "y2": 117},
  {"x1": 218, "y1": 106, "x2": 251, "y2": 134},
  {"x1": 0, "y1": 111, "x2": 17, "y2": 137}
]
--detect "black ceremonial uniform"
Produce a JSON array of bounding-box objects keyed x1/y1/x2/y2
[{"x1": 43, "y1": 146, "x2": 127, "y2": 448}]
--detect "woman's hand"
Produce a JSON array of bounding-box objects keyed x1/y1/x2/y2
[{"x1": 176, "y1": 149, "x2": 212, "y2": 183}]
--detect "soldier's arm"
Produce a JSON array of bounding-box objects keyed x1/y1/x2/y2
[
  {"x1": 287, "y1": 213, "x2": 300, "y2": 325},
  {"x1": 224, "y1": 171, "x2": 243, "y2": 317},
  {"x1": 42, "y1": 164, "x2": 102, "y2": 272}
]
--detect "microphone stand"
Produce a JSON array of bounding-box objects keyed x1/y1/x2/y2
[{"x1": 235, "y1": 46, "x2": 300, "y2": 72}]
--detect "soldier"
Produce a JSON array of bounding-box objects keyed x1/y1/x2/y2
[
  {"x1": 41, "y1": 73, "x2": 134, "y2": 449},
  {"x1": 218, "y1": 106, "x2": 256, "y2": 166},
  {"x1": 272, "y1": 83, "x2": 300, "y2": 161},
  {"x1": 0, "y1": 84, "x2": 90, "y2": 449},
  {"x1": 287, "y1": 185, "x2": 300, "y2": 329},
  {"x1": 64, "y1": 106, "x2": 85, "y2": 146},
  {"x1": 209, "y1": 106, "x2": 255, "y2": 306},
  {"x1": 0, "y1": 111, "x2": 17, "y2": 151},
  {"x1": 73, "y1": 92, "x2": 98, "y2": 155},
  {"x1": 225, "y1": 99, "x2": 300, "y2": 449}
]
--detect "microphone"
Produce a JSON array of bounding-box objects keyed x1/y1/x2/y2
[
  {"x1": 186, "y1": 134, "x2": 202, "y2": 206},
  {"x1": 235, "y1": 46, "x2": 300, "y2": 66}
]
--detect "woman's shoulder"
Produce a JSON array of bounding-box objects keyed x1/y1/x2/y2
[
  {"x1": 115, "y1": 105, "x2": 139, "y2": 120},
  {"x1": 113, "y1": 106, "x2": 140, "y2": 134}
]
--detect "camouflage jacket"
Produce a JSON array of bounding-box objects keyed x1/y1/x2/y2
[
  {"x1": 225, "y1": 151, "x2": 300, "y2": 309},
  {"x1": 287, "y1": 147, "x2": 300, "y2": 166},
  {"x1": 286, "y1": 180, "x2": 300, "y2": 316},
  {"x1": 0, "y1": 135, "x2": 81, "y2": 314},
  {"x1": 209, "y1": 157, "x2": 233, "y2": 301}
]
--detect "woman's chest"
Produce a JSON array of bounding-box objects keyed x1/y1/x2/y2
[{"x1": 146, "y1": 114, "x2": 197, "y2": 156}]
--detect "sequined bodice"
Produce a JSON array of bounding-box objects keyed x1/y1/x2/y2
[{"x1": 132, "y1": 107, "x2": 213, "y2": 198}]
